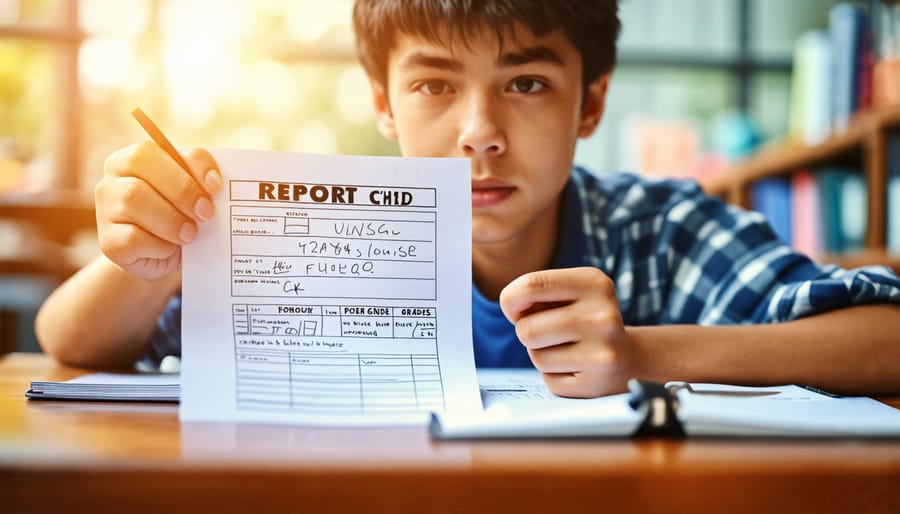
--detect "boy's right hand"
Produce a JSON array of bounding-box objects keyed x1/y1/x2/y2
[{"x1": 95, "y1": 141, "x2": 221, "y2": 281}]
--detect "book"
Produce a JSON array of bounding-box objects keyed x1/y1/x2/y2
[
  {"x1": 816, "y1": 168, "x2": 867, "y2": 253},
  {"x1": 873, "y1": 1, "x2": 900, "y2": 108},
  {"x1": 27, "y1": 372, "x2": 179, "y2": 402},
  {"x1": 429, "y1": 369, "x2": 900, "y2": 439},
  {"x1": 750, "y1": 177, "x2": 792, "y2": 245},
  {"x1": 789, "y1": 30, "x2": 832, "y2": 146},
  {"x1": 790, "y1": 169, "x2": 824, "y2": 257},
  {"x1": 829, "y1": 3, "x2": 869, "y2": 132},
  {"x1": 839, "y1": 171, "x2": 867, "y2": 252}
]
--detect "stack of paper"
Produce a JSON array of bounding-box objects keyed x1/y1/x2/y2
[{"x1": 27, "y1": 373, "x2": 179, "y2": 402}]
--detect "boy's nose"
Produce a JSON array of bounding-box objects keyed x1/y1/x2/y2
[{"x1": 457, "y1": 95, "x2": 506, "y2": 157}]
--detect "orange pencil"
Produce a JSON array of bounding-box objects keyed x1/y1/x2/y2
[{"x1": 131, "y1": 107, "x2": 192, "y2": 173}]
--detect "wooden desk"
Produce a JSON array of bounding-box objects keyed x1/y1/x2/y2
[{"x1": 1, "y1": 353, "x2": 898, "y2": 514}]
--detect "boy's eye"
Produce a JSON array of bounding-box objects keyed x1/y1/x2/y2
[
  {"x1": 416, "y1": 80, "x2": 452, "y2": 96},
  {"x1": 508, "y1": 77, "x2": 546, "y2": 94}
]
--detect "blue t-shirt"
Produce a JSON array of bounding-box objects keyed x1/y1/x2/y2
[{"x1": 143, "y1": 167, "x2": 900, "y2": 368}]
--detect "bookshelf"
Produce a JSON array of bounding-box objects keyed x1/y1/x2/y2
[
  {"x1": 0, "y1": 190, "x2": 95, "y2": 282},
  {"x1": 701, "y1": 104, "x2": 900, "y2": 273}
]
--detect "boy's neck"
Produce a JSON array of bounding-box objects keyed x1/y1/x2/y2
[{"x1": 471, "y1": 196, "x2": 562, "y2": 301}]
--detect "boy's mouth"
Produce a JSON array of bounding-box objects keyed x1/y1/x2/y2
[{"x1": 471, "y1": 179, "x2": 515, "y2": 208}]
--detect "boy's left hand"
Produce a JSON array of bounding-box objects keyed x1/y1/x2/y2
[{"x1": 499, "y1": 267, "x2": 633, "y2": 398}]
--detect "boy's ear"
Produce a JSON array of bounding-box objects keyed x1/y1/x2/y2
[
  {"x1": 578, "y1": 73, "x2": 611, "y2": 138},
  {"x1": 369, "y1": 78, "x2": 398, "y2": 140}
]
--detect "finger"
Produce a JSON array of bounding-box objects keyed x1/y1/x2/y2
[
  {"x1": 528, "y1": 343, "x2": 616, "y2": 374},
  {"x1": 516, "y1": 305, "x2": 623, "y2": 350},
  {"x1": 182, "y1": 147, "x2": 221, "y2": 194},
  {"x1": 106, "y1": 141, "x2": 215, "y2": 223},
  {"x1": 527, "y1": 344, "x2": 578, "y2": 373},
  {"x1": 540, "y1": 372, "x2": 594, "y2": 399},
  {"x1": 543, "y1": 371, "x2": 618, "y2": 399},
  {"x1": 110, "y1": 142, "x2": 220, "y2": 193},
  {"x1": 100, "y1": 221, "x2": 181, "y2": 268},
  {"x1": 514, "y1": 305, "x2": 581, "y2": 349},
  {"x1": 97, "y1": 176, "x2": 198, "y2": 246},
  {"x1": 499, "y1": 271, "x2": 568, "y2": 322},
  {"x1": 499, "y1": 267, "x2": 615, "y2": 322}
]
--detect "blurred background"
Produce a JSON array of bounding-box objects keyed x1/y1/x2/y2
[{"x1": 1, "y1": 0, "x2": 898, "y2": 354}]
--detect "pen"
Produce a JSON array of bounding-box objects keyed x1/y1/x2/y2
[{"x1": 131, "y1": 107, "x2": 192, "y2": 174}]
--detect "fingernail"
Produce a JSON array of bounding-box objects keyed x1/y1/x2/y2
[
  {"x1": 179, "y1": 223, "x2": 197, "y2": 243},
  {"x1": 204, "y1": 170, "x2": 222, "y2": 192},
  {"x1": 194, "y1": 197, "x2": 214, "y2": 221}
]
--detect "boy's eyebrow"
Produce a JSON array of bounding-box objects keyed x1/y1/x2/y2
[
  {"x1": 398, "y1": 52, "x2": 464, "y2": 72},
  {"x1": 498, "y1": 45, "x2": 565, "y2": 67},
  {"x1": 397, "y1": 45, "x2": 565, "y2": 73}
]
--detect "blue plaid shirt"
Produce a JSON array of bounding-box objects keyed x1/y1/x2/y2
[{"x1": 144, "y1": 167, "x2": 900, "y2": 368}]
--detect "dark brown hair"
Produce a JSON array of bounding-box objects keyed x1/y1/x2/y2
[{"x1": 352, "y1": 0, "x2": 620, "y2": 94}]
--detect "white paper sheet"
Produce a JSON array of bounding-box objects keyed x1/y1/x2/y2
[
  {"x1": 673, "y1": 383, "x2": 900, "y2": 437},
  {"x1": 180, "y1": 149, "x2": 482, "y2": 426},
  {"x1": 431, "y1": 369, "x2": 643, "y2": 439}
]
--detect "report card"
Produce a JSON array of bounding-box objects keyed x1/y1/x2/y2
[{"x1": 179, "y1": 149, "x2": 482, "y2": 426}]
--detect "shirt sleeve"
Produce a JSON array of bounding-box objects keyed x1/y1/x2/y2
[
  {"x1": 135, "y1": 294, "x2": 182, "y2": 369},
  {"x1": 659, "y1": 182, "x2": 900, "y2": 324}
]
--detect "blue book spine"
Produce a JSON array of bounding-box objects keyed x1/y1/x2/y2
[
  {"x1": 816, "y1": 169, "x2": 847, "y2": 253},
  {"x1": 829, "y1": 3, "x2": 867, "y2": 132},
  {"x1": 751, "y1": 177, "x2": 792, "y2": 245},
  {"x1": 839, "y1": 172, "x2": 867, "y2": 252}
]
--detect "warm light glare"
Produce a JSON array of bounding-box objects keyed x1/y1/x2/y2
[
  {"x1": 5, "y1": 0, "x2": 399, "y2": 199},
  {"x1": 158, "y1": 0, "x2": 255, "y2": 126},
  {"x1": 292, "y1": 120, "x2": 338, "y2": 154},
  {"x1": 0, "y1": 0, "x2": 19, "y2": 23},
  {"x1": 160, "y1": 0, "x2": 251, "y2": 40},
  {"x1": 79, "y1": 0, "x2": 149, "y2": 37},
  {"x1": 284, "y1": 2, "x2": 345, "y2": 42},
  {"x1": 227, "y1": 125, "x2": 274, "y2": 150},
  {"x1": 79, "y1": 36, "x2": 135, "y2": 91},
  {"x1": 247, "y1": 60, "x2": 300, "y2": 119},
  {"x1": 337, "y1": 66, "x2": 373, "y2": 125},
  {"x1": 167, "y1": 79, "x2": 216, "y2": 127},
  {"x1": 163, "y1": 34, "x2": 239, "y2": 125}
]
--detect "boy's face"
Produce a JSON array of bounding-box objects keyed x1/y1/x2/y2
[{"x1": 370, "y1": 24, "x2": 608, "y2": 249}]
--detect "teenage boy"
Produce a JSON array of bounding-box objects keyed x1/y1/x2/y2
[{"x1": 36, "y1": 0, "x2": 900, "y2": 398}]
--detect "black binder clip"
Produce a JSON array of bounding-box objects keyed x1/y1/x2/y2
[{"x1": 627, "y1": 379, "x2": 686, "y2": 438}]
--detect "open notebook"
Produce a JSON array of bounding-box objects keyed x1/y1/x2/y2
[
  {"x1": 430, "y1": 369, "x2": 900, "y2": 439},
  {"x1": 26, "y1": 368, "x2": 900, "y2": 438}
]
